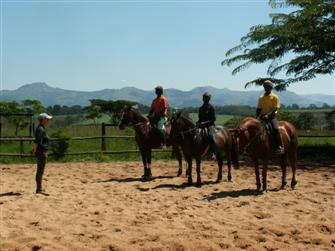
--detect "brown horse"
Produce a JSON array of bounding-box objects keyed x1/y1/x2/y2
[
  {"x1": 234, "y1": 117, "x2": 298, "y2": 191},
  {"x1": 170, "y1": 112, "x2": 239, "y2": 187},
  {"x1": 118, "y1": 106, "x2": 183, "y2": 178}
]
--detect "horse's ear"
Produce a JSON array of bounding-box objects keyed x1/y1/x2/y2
[
  {"x1": 176, "y1": 111, "x2": 182, "y2": 118},
  {"x1": 132, "y1": 104, "x2": 138, "y2": 110},
  {"x1": 123, "y1": 105, "x2": 131, "y2": 111}
]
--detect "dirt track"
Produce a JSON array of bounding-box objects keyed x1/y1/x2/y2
[{"x1": 1, "y1": 161, "x2": 335, "y2": 251}]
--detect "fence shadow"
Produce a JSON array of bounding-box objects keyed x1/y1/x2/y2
[
  {"x1": 206, "y1": 189, "x2": 262, "y2": 201},
  {"x1": 0, "y1": 192, "x2": 22, "y2": 197}
]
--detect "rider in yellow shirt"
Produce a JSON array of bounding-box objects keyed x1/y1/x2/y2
[{"x1": 256, "y1": 80, "x2": 284, "y2": 154}]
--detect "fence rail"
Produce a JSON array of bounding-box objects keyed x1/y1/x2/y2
[{"x1": 1, "y1": 134, "x2": 334, "y2": 157}]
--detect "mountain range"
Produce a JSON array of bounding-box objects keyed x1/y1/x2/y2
[{"x1": 0, "y1": 82, "x2": 334, "y2": 107}]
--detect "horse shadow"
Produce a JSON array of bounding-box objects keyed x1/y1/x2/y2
[
  {"x1": 151, "y1": 180, "x2": 218, "y2": 190},
  {"x1": 97, "y1": 175, "x2": 176, "y2": 183},
  {"x1": 0, "y1": 192, "x2": 22, "y2": 197},
  {"x1": 206, "y1": 189, "x2": 263, "y2": 201}
]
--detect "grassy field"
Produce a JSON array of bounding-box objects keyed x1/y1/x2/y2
[
  {"x1": 285, "y1": 108, "x2": 334, "y2": 113},
  {"x1": 188, "y1": 113, "x2": 234, "y2": 125}
]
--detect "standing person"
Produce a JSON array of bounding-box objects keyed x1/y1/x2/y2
[
  {"x1": 31, "y1": 113, "x2": 52, "y2": 194},
  {"x1": 197, "y1": 92, "x2": 216, "y2": 158},
  {"x1": 148, "y1": 85, "x2": 169, "y2": 148},
  {"x1": 256, "y1": 80, "x2": 284, "y2": 154}
]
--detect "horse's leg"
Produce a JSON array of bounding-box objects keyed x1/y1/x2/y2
[
  {"x1": 173, "y1": 146, "x2": 183, "y2": 177},
  {"x1": 147, "y1": 149, "x2": 152, "y2": 178},
  {"x1": 253, "y1": 156, "x2": 261, "y2": 191},
  {"x1": 216, "y1": 155, "x2": 223, "y2": 183},
  {"x1": 186, "y1": 156, "x2": 193, "y2": 185},
  {"x1": 226, "y1": 148, "x2": 232, "y2": 182},
  {"x1": 288, "y1": 149, "x2": 298, "y2": 189},
  {"x1": 262, "y1": 159, "x2": 269, "y2": 191},
  {"x1": 196, "y1": 157, "x2": 201, "y2": 187},
  {"x1": 280, "y1": 156, "x2": 287, "y2": 189},
  {"x1": 140, "y1": 148, "x2": 147, "y2": 178}
]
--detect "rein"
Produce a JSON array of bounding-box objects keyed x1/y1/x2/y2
[{"x1": 239, "y1": 124, "x2": 265, "y2": 155}]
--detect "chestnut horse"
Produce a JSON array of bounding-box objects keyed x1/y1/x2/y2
[
  {"x1": 170, "y1": 112, "x2": 239, "y2": 187},
  {"x1": 235, "y1": 117, "x2": 298, "y2": 191},
  {"x1": 118, "y1": 106, "x2": 183, "y2": 178}
]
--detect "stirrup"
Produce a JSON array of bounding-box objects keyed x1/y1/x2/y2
[{"x1": 275, "y1": 146, "x2": 285, "y2": 155}]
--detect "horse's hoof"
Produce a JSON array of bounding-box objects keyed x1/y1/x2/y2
[
  {"x1": 215, "y1": 179, "x2": 221, "y2": 183},
  {"x1": 187, "y1": 180, "x2": 193, "y2": 186},
  {"x1": 177, "y1": 169, "x2": 182, "y2": 177},
  {"x1": 291, "y1": 180, "x2": 297, "y2": 189},
  {"x1": 196, "y1": 183, "x2": 202, "y2": 188}
]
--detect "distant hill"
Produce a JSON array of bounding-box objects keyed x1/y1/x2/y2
[{"x1": 1, "y1": 82, "x2": 334, "y2": 107}]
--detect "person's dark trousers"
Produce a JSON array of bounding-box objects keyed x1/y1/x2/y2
[
  {"x1": 36, "y1": 154, "x2": 46, "y2": 192},
  {"x1": 269, "y1": 117, "x2": 282, "y2": 149}
]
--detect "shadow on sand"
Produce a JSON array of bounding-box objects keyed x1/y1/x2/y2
[
  {"x1": 206, "y1": 189, "x2": 263, "y2": 201},
  {"x1": 0, "y1": 192, "x2": 22, "y2": 197},
  {"x1": 97, "y1": 175, "x2": 176, "y2": 183},
  {"x1": 151, "y1": 180, "x2": 218, "y2": 190}
]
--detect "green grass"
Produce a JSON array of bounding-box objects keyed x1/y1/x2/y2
[
  {"x1": 188, "y1": 113, "x2": 234, "y2": 125},
  {"x1": 285, "y1": 108, "x2": 333, "y2": 113}
]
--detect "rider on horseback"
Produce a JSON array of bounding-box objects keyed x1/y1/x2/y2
[
  {"x1": 256, "y1": 80, "x2": 284, "y2": 155},
  {"x1": 148, "y1": 85, "x2": 169, "y2": 148},
  {"x1": 197, "y1": 92, "x2": 216, "y2": 159}
]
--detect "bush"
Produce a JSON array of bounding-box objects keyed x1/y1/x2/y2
[{"x1": 50, "y1": 129, "x2": 70, "y2": 160}]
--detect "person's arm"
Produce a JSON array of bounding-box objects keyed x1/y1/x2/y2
[
  {"x1": 162, "y1": 98, "x2": 168, "y2": 117},
  {"x1": 266, "y1": 96, "x2": 280, "y2": 119},
  {"x1": 32, "y1": 126, "x2": 42, "y2": 155},
  {"x1": 210, "y1": 106, "x2": 216, "y2": 124},
  {"x1": 256, "y1": 97, "x2": 262, "y2": 118}
]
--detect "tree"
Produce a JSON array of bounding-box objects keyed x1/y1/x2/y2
[
  {"x1": 296, "y1": 112, "x2": 314, "y2": 130},
  {"x1": 21, "y1": 99, "x2": 45, "y2": 114},
  {"x1": 222, "y1": 0, "x2": 335, "y2": 90}
]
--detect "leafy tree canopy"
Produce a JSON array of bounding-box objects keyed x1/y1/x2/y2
[{"x1": 222, "y1": 0, "x2": 335, "y2": 90}]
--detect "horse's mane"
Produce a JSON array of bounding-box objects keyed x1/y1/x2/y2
[
  {"x1": 129, "y1": 107, "x2": 149, "y2": 122},
  {"x1": 239, "y1": 116, "x2": 260, "y2": 129},
  {"x1": 177, "y1": 113, "x2": 195, "y2": 127}
]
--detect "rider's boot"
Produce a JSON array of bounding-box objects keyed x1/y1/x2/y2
[{"x1": 274, "y1": 130, "x2": 284, "y2": 155}]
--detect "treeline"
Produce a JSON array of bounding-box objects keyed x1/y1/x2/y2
[{"x1": 1, "y1": 99, "x2": 334, "y2": 132}]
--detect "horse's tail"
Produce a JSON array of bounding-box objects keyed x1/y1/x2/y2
[{"x1": 231, "y1": 133, "x2": 240, "y2": 169}]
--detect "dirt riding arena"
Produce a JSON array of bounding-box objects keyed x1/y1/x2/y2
[{"x1": 1, "y1": 161, "x2": 334, "y2": 251}]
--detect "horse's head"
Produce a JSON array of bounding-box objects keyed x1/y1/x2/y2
[
  {"x1": 169, "y1": 112, "x2": 194, "y2": 142},
  {"x1": 234, "y1": 126, "x2": 249, "y2": 154},
  {"x1": 234, "y1": 117, "x2": 261, "y2": 154},
  {"x1": 118, "y1": 105, "x2": 133, "y2": 130}
]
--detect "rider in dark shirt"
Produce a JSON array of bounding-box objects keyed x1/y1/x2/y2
[{"x1": 197, "y1": 92, "x2": 216, "y2": 158}]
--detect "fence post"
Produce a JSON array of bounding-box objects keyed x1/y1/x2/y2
[
  {"x1": 101, "y1": 123, "x2": 106, "y2": 151},
  {"x1": 19, "y1": 137, "x2": 24, "y2": 157}
]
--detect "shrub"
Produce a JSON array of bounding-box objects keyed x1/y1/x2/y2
[{"x1": 50, "y1": 129, "x2": 70, "y2": 160}]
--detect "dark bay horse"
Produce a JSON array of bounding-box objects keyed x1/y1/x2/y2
[
  {"x1": 234, "y1": 117, "x2": 298, "y2": 191},
  {"x1": 170, "y1": 112, "x2": 238, "y2": 187},
  {"x1": 118, "y1": 106, "x2": 183, "y2": 178}
]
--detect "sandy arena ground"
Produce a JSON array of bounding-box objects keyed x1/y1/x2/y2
[{"x1": 1, "y1": 160, "x2": 334, "y2": 251}]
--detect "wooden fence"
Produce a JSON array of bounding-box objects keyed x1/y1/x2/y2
[{"x1": 0, "y1": 130, "x2": 334, "y2": 157}]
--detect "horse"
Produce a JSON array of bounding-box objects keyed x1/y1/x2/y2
[
  {"x1": 170, "y1": 112, "x2": 239, "y2": 187},
  {"x1": 234, "y1": 117, "x2": 298, "y2": 191},
  {"x1": 118, "y1": 106, "x2": 183, "y2": 178}
]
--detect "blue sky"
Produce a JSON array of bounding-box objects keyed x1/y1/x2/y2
[{"x1": 1, "y1": 0, "x2": 334, "y2": 95}]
